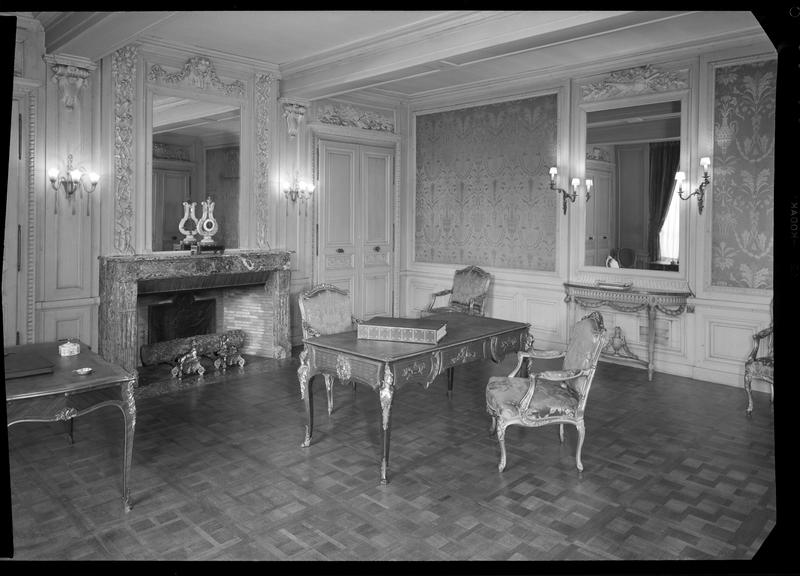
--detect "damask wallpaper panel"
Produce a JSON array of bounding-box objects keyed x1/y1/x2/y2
[
  {"x1": 415, "y1": 94, "x2": 558, "y2": 271},
  {"x1": 711, "y1": 59, "x2": 775, "y2": 289}
]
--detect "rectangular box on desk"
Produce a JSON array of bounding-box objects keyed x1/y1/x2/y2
[{"x1": 357, "y1": 317, "x2": 447, "y2": 344}]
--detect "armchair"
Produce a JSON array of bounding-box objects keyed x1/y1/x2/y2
[
  {"x1": 485, "y1": 312, "x2": 607, "y2": 472},
  {"x1": 298, "y1": 284, "x2": 360, "y2": 414},
  {"x1": 424, "y1": 265, "x2": 492, "y2": 316},
  {"x1": 744, "y1": 298, "x2": 773, "y2": 416}
]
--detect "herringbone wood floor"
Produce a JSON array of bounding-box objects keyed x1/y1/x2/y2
[{"x1": 5, "y1": 350, "x2": 776, "y2": 561}]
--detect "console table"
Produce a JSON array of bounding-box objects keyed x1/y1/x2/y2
[
  {"x1": 5, "y1": 341, "x2": 137, "y2": 511},
  {"x1": 563, "y1": 282, "x2": 693, "y2": 381},
  {"x1": 298, "y1": 313, "x2": 532, "y2": 484}
]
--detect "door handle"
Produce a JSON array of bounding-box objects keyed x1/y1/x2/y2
[
  {"x1": 588, "y1": 236, "x2": 594, "y2": 241},
  {"x1": 373, "y1": 246, "x2": 381, "y2": 252},
  {"x1": 336, "y1": 248, "x2": 344, "y2": 253}
]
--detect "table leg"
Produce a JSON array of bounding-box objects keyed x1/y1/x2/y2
[
  {"x1": 379, "y1": 364, "x2": 395, "y2": 484},
  {"x1": 446, "y1": 367, "x2": 454, "y2": 399},
  {"x1": 121, "y1": 378, "x2": 136, "y2": 512},
  {"x1": 647, "y1": 303, "x2": 656, "y2": 381},
  {"x1": 298, "y1": 348, "x2": 314, "y2": 447},
  {"x1": 65, "y1": 419, "x2": 74, "y2": 444}
]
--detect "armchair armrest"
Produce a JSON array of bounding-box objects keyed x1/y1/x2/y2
[
  {"x1": 428, "y1": 288, "x2": 453, "y2": 311},
  {"x1": 351, "y1": 316, "x2": 362, "y2": 326},
  {"x1": 507, "y1": 349, "x2": 565, "y2": 377},
  {"x1": 747, "y1": 326, "x2": 773, "y2": 361},
  {"x1": 517, "y1": 368, "x2": 591, "y2": 414}
]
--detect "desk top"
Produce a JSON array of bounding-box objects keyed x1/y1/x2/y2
[
  {"x1": 303, "y1": 313, "x2": 529, "y2": 363},
  {"x1": 4, "y1": 341, "x2": 133, "y2": 401}
]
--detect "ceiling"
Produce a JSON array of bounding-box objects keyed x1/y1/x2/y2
[{"x1": 27, "y1": 10, "x2": 771, "y2": 102}]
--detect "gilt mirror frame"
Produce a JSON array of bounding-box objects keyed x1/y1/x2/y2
[
  {"x1": 569, "y1": 63, "x2": 693, "y2": 285},
  {"x1": 138, "y1": 49, "x2": 253, "y2": 254}
]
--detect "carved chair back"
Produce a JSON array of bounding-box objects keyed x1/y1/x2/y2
[
  {"x1": 449, "y1": 265, "x2": 492, "y2": 315},
  {"x1": 561, "y1": 311, "x2": 607, "y2": 414},
  {"x1": 298, "y1": 284, "x2": 354, "y2": 339}
]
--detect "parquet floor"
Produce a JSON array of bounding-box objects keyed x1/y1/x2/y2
[{"x1": 4, "y1": 350, "x2": 777, "y2": 561}]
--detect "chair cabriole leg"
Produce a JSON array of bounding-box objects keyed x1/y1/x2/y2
[
  {"x1": 496, "y1": 421, "x2": 507, "y2": 472},
  {"x1": 575, "y1": 420, "x2": 585, "y2": 472}
]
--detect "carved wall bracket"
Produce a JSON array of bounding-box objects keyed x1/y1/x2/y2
[
  {"x1": 280, "y1": 99, "x2": 309, "y2": 138},
  {"x1": 44, "y1": 54, "x2": 97, "y2": 109}
]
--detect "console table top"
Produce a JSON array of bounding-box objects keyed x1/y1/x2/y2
[{"x1": 564, "y1": 282, "x2": 693, "y2": 298}]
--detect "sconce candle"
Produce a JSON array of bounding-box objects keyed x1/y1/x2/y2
[
  {"x1": 284, "y1": 173, "x2": 315, "y2": 203},
  {"x1": 48, "y1": 154, "x2": 99, "y2": 215},
  {"x1": 548, "y1": 166, "x2": 577, "y2": 215},
  {"x1": 675, "y1": 157, "x2": 711, "y2": 215},
  {"x1": 585, "y1": 178, "x2": 593, "y2": 202}
]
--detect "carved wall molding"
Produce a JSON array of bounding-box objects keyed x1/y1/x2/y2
[
  {"x1": 43, "y1": 54, "x2": 97, "y2": 110},
  {"x1": 152, "y1": 141, "x2": 191, "y2": 161},
  {"x1": 112, "y1": 44, "x2": 138, "y2": 255},
  {"x1": 148, "y1": 55, "x2": 246, "y2": 98},
  {"x1": 254, "y1": 73, "x2": 273, "y2": 249},
  {"x1": 580, "y1": 64, "x2": 689, "y2": 101},
  {"x1": 316, "y1": 101, "x2": 395, "y2": 133},
  {"x1": 280, "y1": 98, "x2": 309, "y2": 138}
]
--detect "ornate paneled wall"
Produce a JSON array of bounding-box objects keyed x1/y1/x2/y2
[
  {"x1": 414, "y1": 94, "x2": 557, "y2": 271},
  {"x1": 711, "y1": 58, "x2": 776, "y2": 289}
]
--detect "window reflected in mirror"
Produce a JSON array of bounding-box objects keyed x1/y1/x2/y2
[
  {"x1": 584, "y1": 100, "x2": 681, "y2": 271},
  {"x1": 152, "y1": 94, "x2": 241, "y2": 251}
]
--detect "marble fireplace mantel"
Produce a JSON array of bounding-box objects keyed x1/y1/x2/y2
[{"x1": 98, "y1": 250, "x2": 291, "y2": 373}]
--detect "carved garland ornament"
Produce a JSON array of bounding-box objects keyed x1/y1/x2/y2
[
  {"x1": 379, "y1": 365, "x2": 394, "y2": 431},
  {"x1": 317, "y1": 103, "x2": 395, "y2": 133},
  {"x1": 254, "y1": 73, "x2": 272, "y2": 249},
  {"x1": 148, "y1": 56, "x2": 245, "y2": 97},
  {"x1": 581, "y1": 64, "x2": 689, "y2": 101},
  {"x1": 112, "y1": 45, "x2": 137, "y2": 255}
]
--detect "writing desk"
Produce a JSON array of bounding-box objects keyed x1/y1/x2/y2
[
  {"x1": 5, "y1": 341, "x2": 137, "y2": 511},
  {"x1": 298, "y1": 313, "x2": 531, "y2": 484}
]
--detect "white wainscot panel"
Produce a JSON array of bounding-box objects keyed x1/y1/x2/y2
[
  {"x1": 39, "y1": 304, "x2": 94, "y2": 348},
  {"x1": 707, "y1": 319, "x2": 756, "y2": 363},
  {"x1": 523, "y1": 295, "x2": 562, "y2": 344},
  {"x1": 407, "y1": 276, "x2": 445, "y2": 317}
]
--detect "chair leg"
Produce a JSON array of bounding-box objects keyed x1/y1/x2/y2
[
  {"x1": 496, "y1": 422, "x2": 507, "y2": 472},
  {"x1": 488, "y1": 414, "x2": 496, "y2": 435},
  {"x1": 352, "y1": 380, "x2": 357, "y2": 399},
  {"x1": 574, "y1": 421, "x2": 585, "y2": 472},
  {"x1": 744, "y1": 368, "x2": 753, "y2": 416},
  {"x1": 323, "y1": 374, "x2": 334, "y2": 415},
  {"x1": 558, "y1": 423, "x2": 564, "y2": 444}
]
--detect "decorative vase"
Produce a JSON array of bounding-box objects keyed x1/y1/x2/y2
[
  {"x1": 178, "y1": 201, "x2": 198, "y2": 244},
  {"x1": 197, "y1": 196, "x2": 219, "y2": 245}
]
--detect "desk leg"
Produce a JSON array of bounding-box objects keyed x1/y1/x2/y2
[
  {"x1": 121, "y1": 378, "x2": 136, "y2": 512},
  {"x1": 65, "y1": 419, "x2": 74, "y2": 444},
  {"x1": 446, "y1": 367, "x2": 454, "y2": 399},
  {"x1": 647, "y1": 304, "x2": 656, "y2": 381},
  {"x1": 298, "y1": 349, "x2": 314, "y2": 447},
  {"x1": 379, "y1": 364, "x2": 395, "y2": 484}
]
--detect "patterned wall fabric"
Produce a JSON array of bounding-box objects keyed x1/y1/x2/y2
[
  {"x1": 415, "y1": 94, "x2": 558, "y2": 271},
  {"x1": 711, "y1": 59, "x2": 775, "y2": 289}
]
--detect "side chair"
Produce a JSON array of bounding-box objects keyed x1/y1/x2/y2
[
  {"x1": 485, "y1": 311, "x2": 607, "y2": 473},
  {"x1": 744, "y1": 298, "x2": 773, "y2": 416},
  {"x1": 423, "y1": 265, "x2": 492, "y2": 398},
  {"x1": 298, "y1": 283, "x2": 360, "y2": 415}
]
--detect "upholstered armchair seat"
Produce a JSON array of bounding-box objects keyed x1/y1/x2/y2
[
  {"x1": 485, "y1": 312, "x2": 607, "y2": 473},
  {"x1": 486, "y1": 376, "x2": 580, "y2": 422}
]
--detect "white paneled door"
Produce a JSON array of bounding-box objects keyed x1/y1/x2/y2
[{"x1": 317, "y1": 140, "x2": 394, "y2": 320}]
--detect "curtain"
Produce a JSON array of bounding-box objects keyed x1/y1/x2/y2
[{"x1": 648, "y1": 141, "x2": 681, "y2": 262}]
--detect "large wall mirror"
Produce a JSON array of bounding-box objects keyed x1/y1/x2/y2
[
  {"x1": 577, "y1": 91, "x2": 688, "y2": 275},
  {"x1": 149, "y1": 92, "x2": 242, "y2": 251}
]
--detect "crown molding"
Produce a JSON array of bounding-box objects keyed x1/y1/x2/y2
[{"x1": 138, "y1": 35, "x2": 281, "y2": 76}]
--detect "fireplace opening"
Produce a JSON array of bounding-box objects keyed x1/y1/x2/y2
[{"x1": 141, "y1": 290, "x2": 221, "y2": 347}]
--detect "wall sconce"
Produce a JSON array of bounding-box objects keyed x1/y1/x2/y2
[
  {"x1": 674, "y1": 157, "x2": 711, "y2": 215},
  {"x1": 549, "y1": 167, "x2": 592, "y2": 215},
  {"x1": 283, "y1": 173, "x2": 315, "y2": 203},
  {"x1": 48, "y1": 154, "x2": 99, "y2": 215}
]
